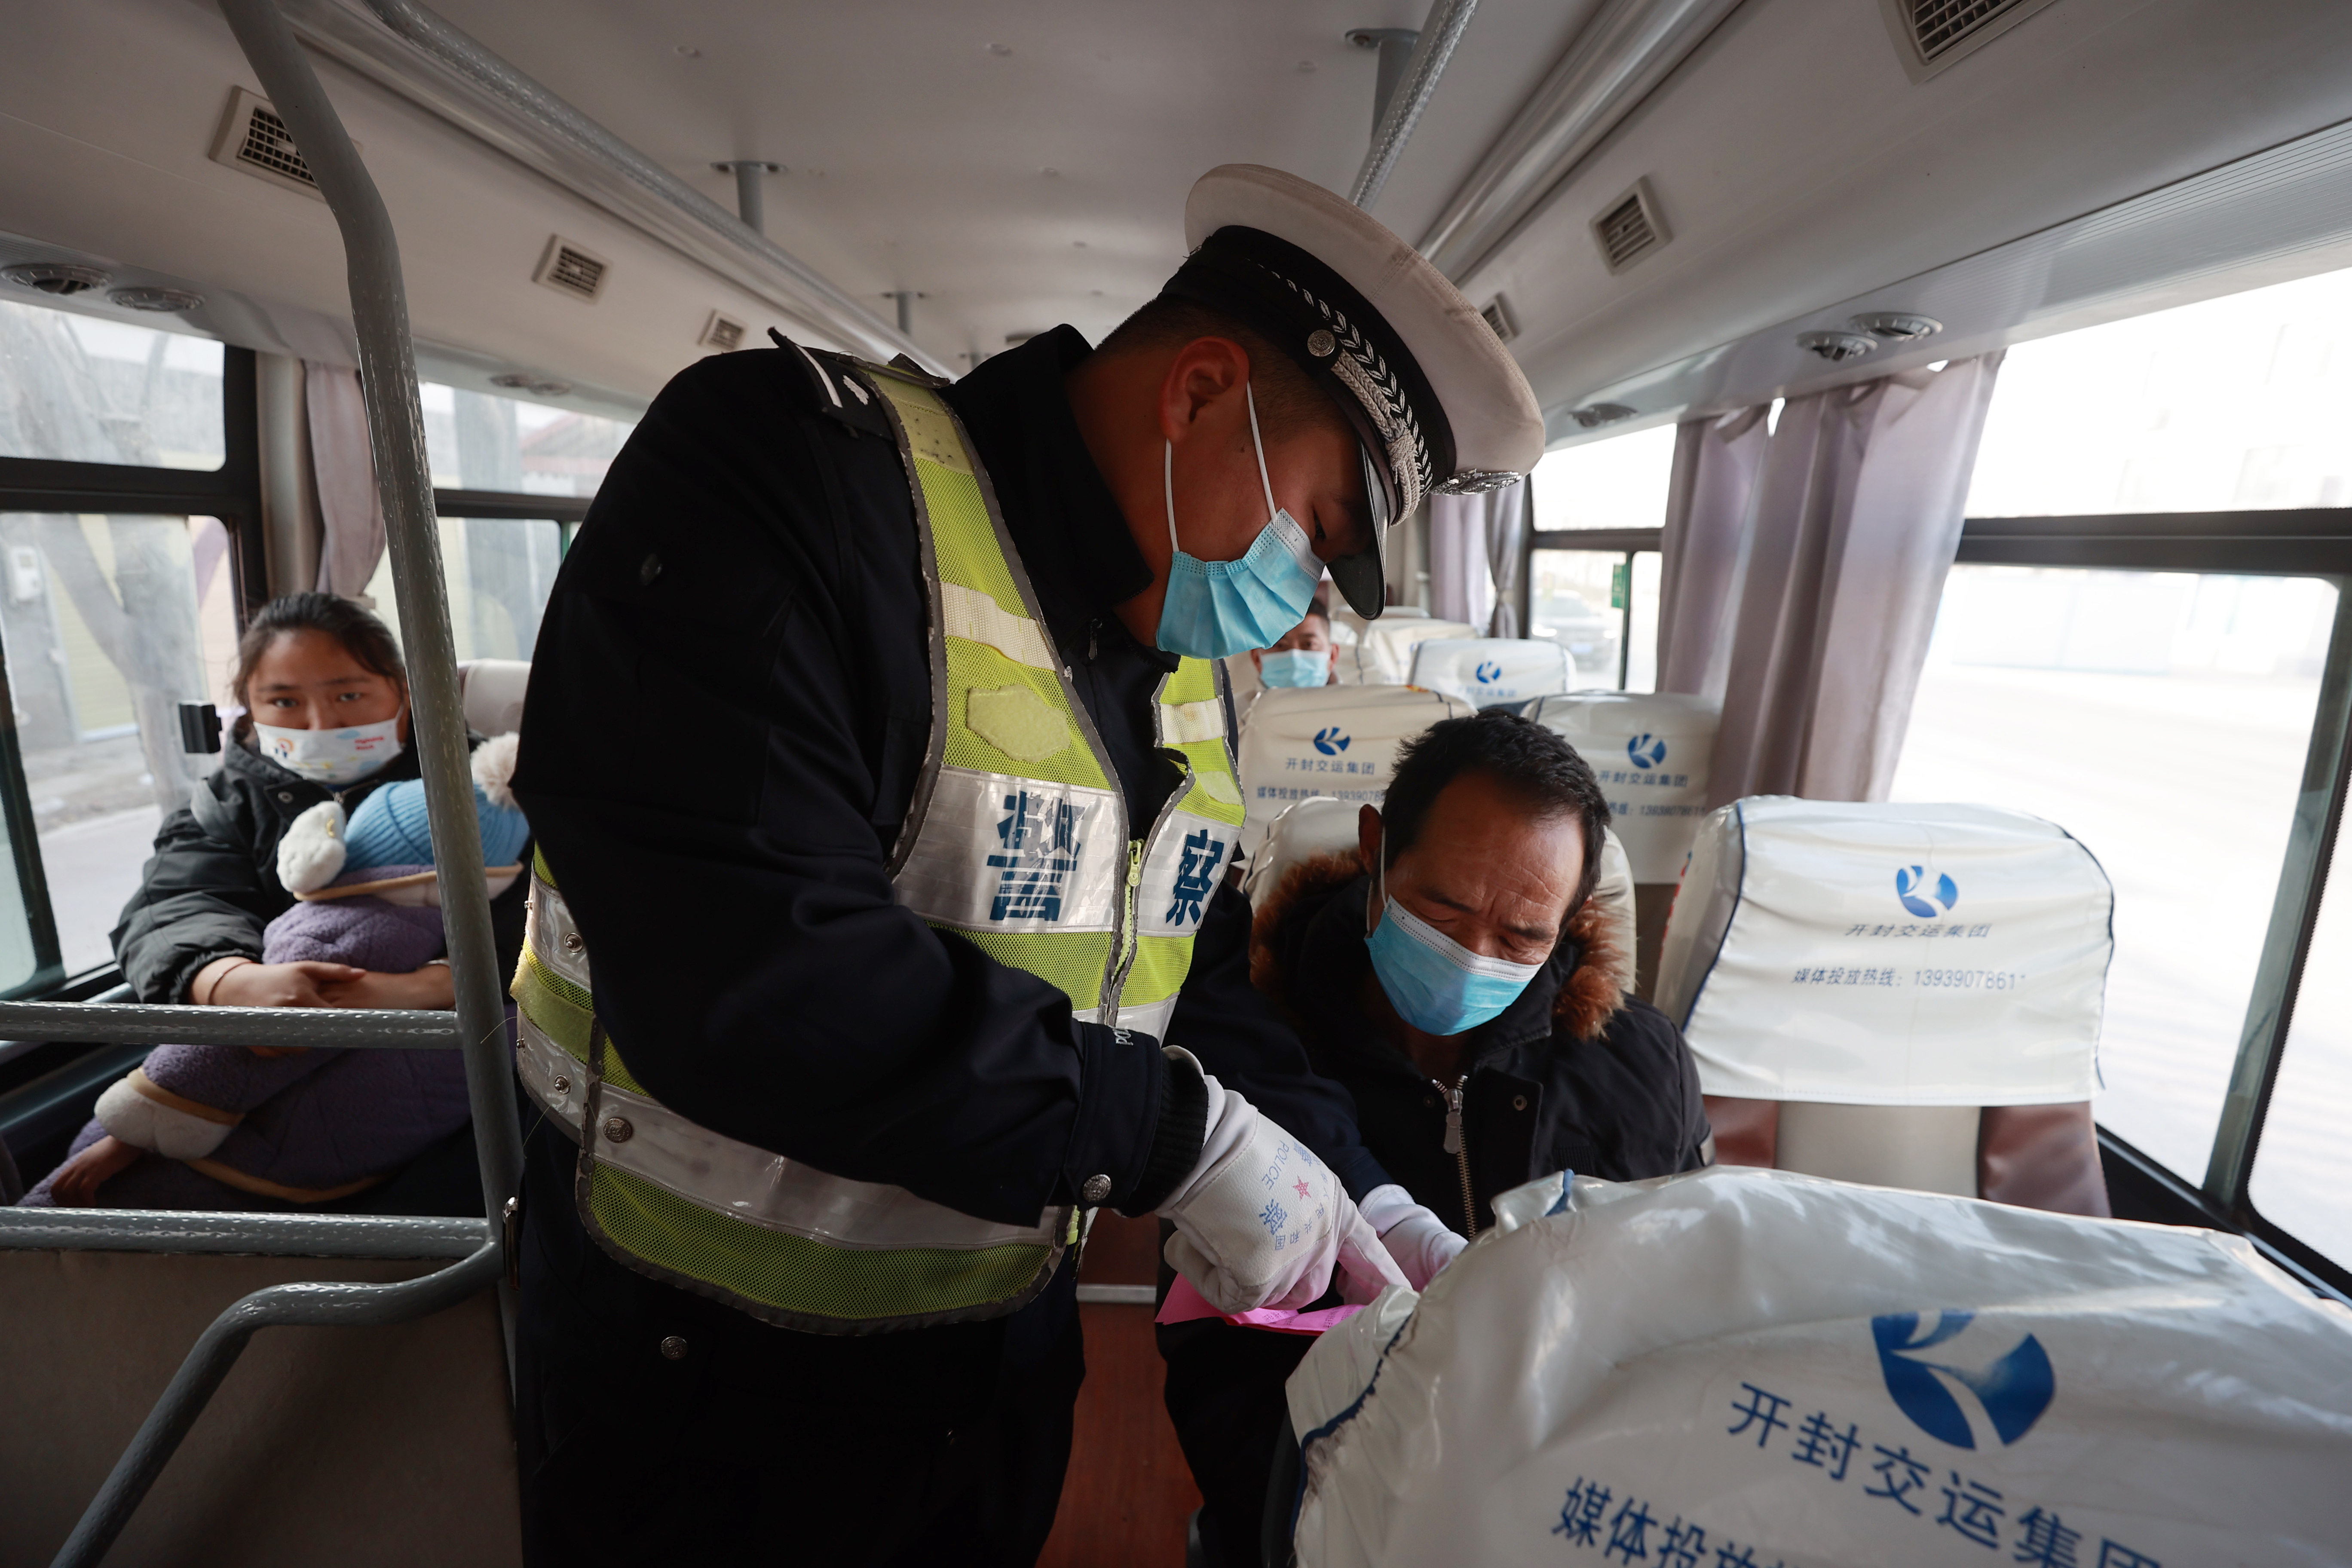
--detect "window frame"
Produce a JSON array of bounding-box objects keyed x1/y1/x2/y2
[{"x1": 1525, "y1": 527, "x2": 1661, "y2": 691}]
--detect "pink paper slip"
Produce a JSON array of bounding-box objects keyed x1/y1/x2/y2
[{"x1": 1153, "y1": 1275, "x2": 1368, "y2": 1336}]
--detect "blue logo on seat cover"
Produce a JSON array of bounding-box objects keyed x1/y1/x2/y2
[
  {"x1": 1313, "y1": 726, "x2": 1351, "y2": 756},
  {"x1": 1475, "y1": 659, "x2": 1504, "y2": 684},
  {"x1": 1627, "y1": 733, "x2": 1667, "y2": 769},
  {"x1": 1896, "y1": 865, "x2": 1958, "y2": 919},
  {"x1": 1872, "y1": 1311, "x2": 2054, "y2": 1449}
]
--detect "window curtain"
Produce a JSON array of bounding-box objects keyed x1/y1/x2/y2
[
  {"x1": 1701, "y1": 352, "x2": 2005, "y2": 806},
  {"x1": 305, "y1": 361, "x2": 387, "y2": 602},
  {"x1": 1427, "y1": 490, "x2": 1496, "y2": 629},
  {"x1": 1657, "y1": 406, "x2": 1770, "y2": 699},
  {"x1": 1482, "y1": 481, "x2": 1531, "y2": 637}
]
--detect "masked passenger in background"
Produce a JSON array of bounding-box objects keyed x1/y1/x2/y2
[
  {"x1": 1160, "y1": 709, "x2": 1714, "y2": 1567},
  {"x1": 1250, "y1": 597, "x2": 1338, "y2": 689}
]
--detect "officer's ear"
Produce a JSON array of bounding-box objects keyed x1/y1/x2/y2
[{"x1": 1158, "y1": 337, "x2": 1251, "y2": 445}]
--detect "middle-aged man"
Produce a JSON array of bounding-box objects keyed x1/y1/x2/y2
[
  {"x1": 1250, "y1": 597, "x2": 1340, "y2": 689},
  {"x1": 508, "y1": 164, "x2": 1544, "y2": 1565},
  {"x1": 1162, "y1": 710, "x2": 1714, "y2": 1564}
]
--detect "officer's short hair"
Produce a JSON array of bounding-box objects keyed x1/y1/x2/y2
[
  {"x1": 1379, "y1": 710, "x2": 1611, "y2": 914},
  {"x1": 1098, "y1": 296, "x2": 1350, "y2": 447}
]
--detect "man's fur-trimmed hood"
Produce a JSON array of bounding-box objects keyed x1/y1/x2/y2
[{"x1": 1249, "y1": 851, "x2": 1633, "y2": 1042}]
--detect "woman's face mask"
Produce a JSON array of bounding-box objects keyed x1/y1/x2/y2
[
  {"x1": 1258, "y1": 648, "x2": 1329, "y2": 688},
  {"x1": 1364, "y1": 835, "x2": 1547, "y2": 1038},
  {"x1": 253, "y1": 713, "x2": 405, "y2": 786},
  {"x1": 1156, "y1": 383, "x2": 1324, "y2": 662}
]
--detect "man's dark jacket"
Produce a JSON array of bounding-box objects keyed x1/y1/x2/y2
[
  {"x1": 1250, "y1": 853, "x2": 1712, "y2": 1229},
  {"x1": 509, "y1": 329, "x2": 1389, "y2": 1231},
  {"x1": 114, "y1": 729, "x2": 525, "y2": 1002}
]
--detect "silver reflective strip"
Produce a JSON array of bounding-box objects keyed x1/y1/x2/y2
[
  {"x1": 516, "y1": 1014, "x2": 583, "y2": 1133},
  {"x1": 526, "y1": 875, "x2": 593, "y2": 994},
  {"x1": 1069, "y1": 1006, "x2": 1102, "y2": 1027},
  {"x1": 1135, "y1": 807, "x2": 1237, "y2": 938},
  {"x1": 893, "y1": 766, "x2": 1123, "y2": 934},
  {"x1": 941, "y1": 581, "x2": 1056, "y2": 671},
  {"x1": 1114, "y1": 994, "x2": 1178, "y2": 1043},
  {"x1": 1161, "y1": 698, "x2": 1225, "y2": 745},
  {"x1": 591, "y1": 1079, "x2": 1058, "y2": 1251}
]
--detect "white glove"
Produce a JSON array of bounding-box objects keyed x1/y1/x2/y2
[
  {"x1": 1357, "y1": 1184, "x2": 1467, "y2": 1291},
  {"x1": 1157, "y1": 1049, "x2": 1408, "y2": 1314}
]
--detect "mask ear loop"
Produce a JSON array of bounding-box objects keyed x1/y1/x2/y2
[
  {"x1": 1243, "y1": 382, "x2": 1278, "y2": 524},
  {"x1": 1164, "y1": 438, "x2": 1180, "y2": 561}
]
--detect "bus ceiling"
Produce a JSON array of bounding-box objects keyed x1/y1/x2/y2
[{"x1": 5, "y1": 0, "x2": 2352, "y2": 431}]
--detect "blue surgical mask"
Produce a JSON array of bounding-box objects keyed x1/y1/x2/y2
[
  {"x1": 1156, "y1": 383, "x2": 1324, "y2": 661},
  {"x1": 1259, "y1": 649, "x2": 1329, "y2": 688},
  {"x1": 1364, "y1": 848, "x2": 1546, "y2": 1036}
]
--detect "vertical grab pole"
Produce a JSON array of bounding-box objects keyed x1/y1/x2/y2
[{"x1": 215, "y1": 0, "x2": 523, "y2": 1357}]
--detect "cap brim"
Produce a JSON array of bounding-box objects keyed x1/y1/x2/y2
[{"x1": 1329, "y1": 443, "x2": 1392, "y2": 619}]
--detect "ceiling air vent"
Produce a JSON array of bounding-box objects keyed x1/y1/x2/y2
[
  {"x1": 1480, "y1": 296, "x2": 1519, "y2": 343},
  {"x1": 208, "y1": 86, "x2": 343, "y2": 200},
  {"x1": 1851, "y1": 312, "x2": 1942, "y2": 342},
  {"x1": 1590, "y1": 180, "x2": 1670, "y2": 276},
  {"x1": 1880, "y1": 0, "x2": 2063, "y2": 82},
  {"x1": 2, "y1": 262, "x2": 110, "y2": 297},
  {"x1": 533, "y1": 236, "x2": 609, "y2": 304},
  {"x1": 699, "y1": 311, "x2": 747, "y2": 352},
  {"x1": 1569, "y1": 403, "x2": 1637, "y2": 429},
  {"x1": 1798, "y1": 331, "x2": 1878, "y2": 364},
  {"x1": 490, "y1": 371, "x2": 573, "y2": 397}
]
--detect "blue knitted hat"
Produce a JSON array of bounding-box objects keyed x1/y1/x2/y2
[{"x1": 342, "y1": 735, "x2": 530, "y2": 872}]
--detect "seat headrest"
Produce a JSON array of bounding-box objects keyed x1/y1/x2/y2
[
  {"x1": 1523, "y1": 691, "x2": 1721, "y2": 883},
  {"x1": 1407, "y1": 638, "x2": 1573, "y2": 709},
  {"x1": 1357, "y1": 617, "x2": 1477, "y2": 683},
  {"x1": 1655, "y1": 796, "x2": 2113, "y2": 1108},
  {"x1": 456, "y1": 659, "x2": 530, "y2": 738},
  {"x1": 1234, "y1": 684, "x2": 1473, "y2": 860}
]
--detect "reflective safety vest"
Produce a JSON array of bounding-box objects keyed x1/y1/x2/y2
[{"x1": 512, "y1": 360, "x2": 1246, "y2": 1333}]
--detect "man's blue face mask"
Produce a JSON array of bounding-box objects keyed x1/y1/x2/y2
[
  {"x1": 1258, "y1": 648, "x2": 1329, "y2": 688},
  {"x1": 1363, "y1": 834, "x2": 1548, "y2": 1038},
  {"x1": 1156, "y1": 383, "x2": 1325, "y2": 662}
]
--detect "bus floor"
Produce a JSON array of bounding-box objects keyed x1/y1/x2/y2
[{"x1": 1039, "y1": 1210, "x2": 1203, "y2": 1568}]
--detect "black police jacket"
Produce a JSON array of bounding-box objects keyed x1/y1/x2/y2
[
  {"x1": 510, "y1": 329, "x2": 1392, "y2": 1231},
  {"x1": 1250, "y1": 853, "x2": 1712, "y2": 1234},
  {"x1": 113, "y1": 729, "x2": 526, "y2": 1003}
]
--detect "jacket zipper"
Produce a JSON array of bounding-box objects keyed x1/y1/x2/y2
[
  {"x1": 1440, "y1": 1075, "x2": 1477, "y2": 1238},
  {"x1": 1103, "y1": 839, "x2": 1145, "y2": 1020}
]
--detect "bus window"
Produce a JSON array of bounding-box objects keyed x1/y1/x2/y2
[
  {"x1": 0, "y1": 514, "x2": 238, "y2": 977},
  {"x1": 1895, "y1": 567, "x2": 2337, "y2": 1182},
  {"x1": 2249, "y1": 825, "x2": 2352, "y2": 1268},
  {"x1": 1529, "y1": 424, "x2": 1673, "y2": 531},
  {"x1": 0, "y1": 299, "x2": 225, "y2": 471},
  {"x1": 420, "y1": 381, "x2": 633, "y2": 498},
  {"x1": 1527, "y1": 424, "x2": 1672, "y2": 690},
  {"x1": 358, "y1": 517, "x2": 565, "y2": 665}
]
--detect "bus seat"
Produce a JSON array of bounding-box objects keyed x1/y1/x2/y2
[
  {"x1": 1233, "y1": 686, "x2": 1472, "y2": 863},
  {"x1": 0, "y1": 1249, "x2": 518, "y2": 1565},
  {"x1": 1654, "y1": 796, "x2": 2113, "y2": 1214},
  {"x1": 1241, "y1": 796, "x2": 1639, "y2": 989},
  {"x1": 1522, "y1": 692, "x2": 1721, "y2": 995},
  {"x1": 1357, "y1": 616, "x2": 1477, "y2": 684},
  {"x1": 455, "y1": 659, "x2": 529, "y2": 737},
  {"x1": 1405, "y1": 638, "x2": 1574, "y2": 710}
]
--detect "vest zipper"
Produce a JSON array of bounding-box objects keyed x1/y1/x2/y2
[
  {"x1": 1104, "y1": 839, "x2": 1145, "y2": 1020},
  {"x1": 1441, "y1": 1075, "x2": 1477, "y2": 1238}
]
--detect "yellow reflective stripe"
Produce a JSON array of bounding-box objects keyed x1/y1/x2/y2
[
  {"x1": 511, "y1": 947, "x2": 650, "y2": 1095},
  {"x1": 870, "y1": 377, "x2": 1028, "y2": 621},
  {"x1": 1171, "y1": 744, "x2": 1246, "y2": 825},
  {"x1": 1122, "y1": 933, "x2": 1194, "y2": 1009},
  {"x1": 941, "y1": 581, "x2": 1056, "y2": 671}
]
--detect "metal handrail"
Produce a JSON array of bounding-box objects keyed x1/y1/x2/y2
[
  {"x1": 1349, "y1": 0, "x2": 1483, "y2": 211},
  {"x1": 0, "y1": 1209, "x2": 489, "y2": 1258},
  {"x1": 31, "y1": 2, "x2": 522, "y2": 1556},
  {"x1": 50, "y1": 1240, "x2": 505, "y2": 1568}
]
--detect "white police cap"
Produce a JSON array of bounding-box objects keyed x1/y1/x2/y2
[{"x1": 1170, "y1": 164, "x2": 1545, "y2": 619}]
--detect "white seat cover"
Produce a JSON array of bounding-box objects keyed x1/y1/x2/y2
[
  {"x1": 1234, "y1": 686, "x2": 1471, "y2": 861},
  {"x1": 1406, "y1": 639, "x2": 1573, "y2": 709},
  {"x1": 1654, "y1": 797, "x2": 2113, "y2": 1106},
  {"x1": 1358, "y1": 616, "x2": 1477, "y2": 683},
  {"x1": 456, "y1": 658, "x2": 530, "y2": 736},
  {"x1": 1523, "y1": 692, "x2": 1720, "y2": 882},
  {"x1": 1286, "y1": 1168, "x2": 2352, "y2": 1568}
]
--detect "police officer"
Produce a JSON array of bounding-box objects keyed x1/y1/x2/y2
[{"x1": 508, "y1": 165, "x2": 1544, "y2": 1565}]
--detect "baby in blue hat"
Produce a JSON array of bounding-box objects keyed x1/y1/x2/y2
[{"x1": 31, "y1": 735, "x2": 531, "y2": 1208}]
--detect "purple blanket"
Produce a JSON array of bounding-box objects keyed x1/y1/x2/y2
[{"x1": 21, "y1": 864, "x2": 472, "y2": 1207}]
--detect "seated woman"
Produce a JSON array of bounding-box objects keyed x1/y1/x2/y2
[
  {"x1": 1162, "y1": 710, "x2": 1712, "y2": 1566},
  {"x1": 23, "y1": 592, "x2": 528, "y2": 1210}
]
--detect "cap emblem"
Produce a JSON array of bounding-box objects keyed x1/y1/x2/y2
[{"x1": 1306, "y1": 329, "x2": 1337, "y2": 358}]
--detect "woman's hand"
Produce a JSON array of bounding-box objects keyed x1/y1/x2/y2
[
  {"x1": 48, "y1": 1135, "x2": 142, "y2": 1206},
  {"x1": 317, "y1": 965, "x2": 456, "y2": 1012},
  {"x1": 199, "y1": 958, "x2": 367, "y2": 1010}
]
